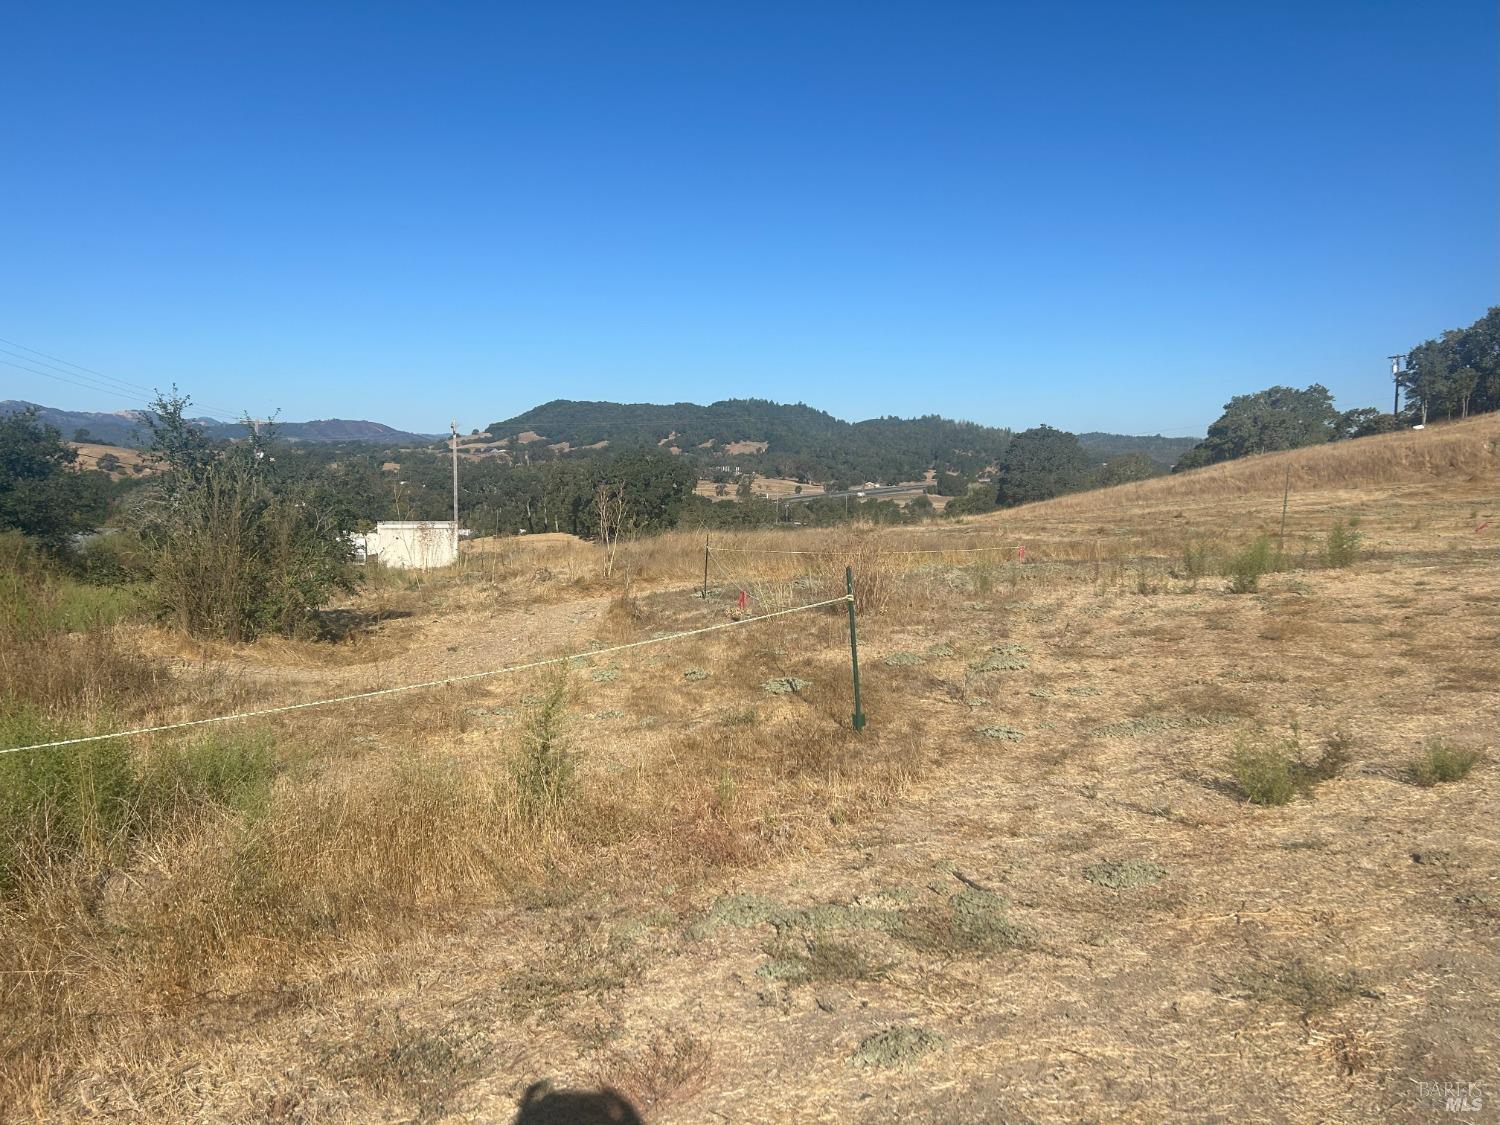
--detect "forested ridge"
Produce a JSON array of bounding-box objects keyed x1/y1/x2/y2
[{"x1": 485, "y1": 398, "x2": 1195, "y2": 489}]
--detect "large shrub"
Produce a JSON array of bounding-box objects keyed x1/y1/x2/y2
[{"x1": 134, "y1": 395, "x2": 355, "y2": 641}]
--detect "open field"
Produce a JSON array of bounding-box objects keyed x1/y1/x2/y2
[
  {"x1": 2, "y1": 418, "x2": 1497, "y2": 1121},
  {"x1": 68, "y1": 442, "x2": 152, "y2": 478},
  {"x1": 693, "y1": 475, "x2": 827, "y2": 501}
]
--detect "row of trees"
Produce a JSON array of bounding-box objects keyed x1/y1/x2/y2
[
  {"x1": 1401, "y1": 307, "x2": 1499, "y2": 423},
  {"x1": 485, "y1": 398, "x2": 1014, "y2": 492},
  {"x1": 1173, "y1": 308, "x2": 1498, "y2": 472},
  {"x1": 941, "y1": 425, "x2": 1163, "y2": 515}
]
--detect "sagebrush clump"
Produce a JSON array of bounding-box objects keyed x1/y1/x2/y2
[
  {"x1": 1406, "y1": 741, "x2": 1480, "y2": 787},
  {"x1": 1228, "y1": 733, "x2": 1349, "y2": 806},
  {"x1": 1225, "y1": 535, "x2": 1275, "y2": 594},
  {"x1": 512, "y1": 671, "x2": 574, "y2": 822},
  {"x1": 1323, "y1": 519, "x2": 1362, "y2": 568}
]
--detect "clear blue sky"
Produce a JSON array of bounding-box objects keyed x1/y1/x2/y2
[{"x1": 2, "y1": 1, "x2": 1494, "y2": 435}]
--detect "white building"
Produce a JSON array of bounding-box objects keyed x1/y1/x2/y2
[{"x1": 358, "y1": 521, "x2": 459, "y2": 569}]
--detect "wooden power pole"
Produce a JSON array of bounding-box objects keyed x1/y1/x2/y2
[
  {"x1": 1389, "y1": 355, "x2": 1404, "y2": 426},
  {"x1": 450, "y1": 420, "x2": 460, "y2": 553}
]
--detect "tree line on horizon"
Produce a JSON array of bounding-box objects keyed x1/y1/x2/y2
[{"x1": 1172, "y1": 307, "x2": 1498, "y2": 472}]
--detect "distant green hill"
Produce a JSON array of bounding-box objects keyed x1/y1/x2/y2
[
  {"x1": 486, "y1": 398, "x2": 1010, "y2": 488},
  {"x1": 487, "y1": 398, "x2": 1197, "y2": 488}
]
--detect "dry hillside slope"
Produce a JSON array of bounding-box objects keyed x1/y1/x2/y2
[{"x1": 2, "y1": 416, "x2": 1496, "y2": 1122}]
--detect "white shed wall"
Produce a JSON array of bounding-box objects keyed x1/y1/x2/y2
[{"x1": 367, "y1": 521, "x2": 458, "y2": 569}]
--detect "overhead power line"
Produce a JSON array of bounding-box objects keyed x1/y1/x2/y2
[
  {"x1": 0, "y1": 336, "x2": 242, "y2": 421},
  {"x1": 0, "y1": 338, "x2": 162, "y2": 398}
]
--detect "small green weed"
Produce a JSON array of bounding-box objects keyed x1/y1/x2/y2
[
  {"x1": 512, "y1": 670, "x2": 573, "y2": 823},
  {"x1": 1084, "y1": 858, "x2": 1166, "y2": 889},
  {"x1": 759, "y1": 935, "x2": 891, "y2": 985},
  {"x1": 892, "y1": 890, "x2": 1030, "y2": 955},
  {"x1": 1228, "y1": 732, "x2": 1349, "y2": 806},
  {"x1": 1236, "y1": 958, "x2": 1378, "y2": 1017},
  {"x1": 1225, "y1": 535, "x2": 1275, "y2": 594},
  {"x1": 1322, "y1": 519, "x2": 1362, "y2": 568},
  {"x1": 762, "y1": 677, "x2": 811, "y2": 695},
  {"x1": 321, "y1": 1014, "x2": 490, "y2": 1119},
  {"x1": 1406, "y1": 741, "x2": 1481, "y2": 787}
]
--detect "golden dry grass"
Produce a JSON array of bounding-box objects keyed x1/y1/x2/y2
[
  {"x1": 68, "y1": 442, "x2": 153, "y2": 478},
  {"x1": 1, "y1": 422, "x2": 1497, "y2": 1121}
]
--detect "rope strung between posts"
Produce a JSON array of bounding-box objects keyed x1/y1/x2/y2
[
  {"x1": 707, "y1": 543, "x2": 1023, "y2": 557},
  {"x1": 0, "y1": 595, "x2": 853, "y2": 756}
]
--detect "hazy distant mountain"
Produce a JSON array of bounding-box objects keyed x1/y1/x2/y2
[
  {"x1": 270, "y1": 418, "x2": 441, "y2": 443},
  {"x1": 0, "y1": 401, "x2": 438, "y2": 447},
  {"x1": 1076, "y1": 431, "x2": 1202, "y2": 469}
]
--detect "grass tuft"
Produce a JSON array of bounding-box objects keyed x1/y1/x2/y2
[
  {"x1": 1406, "y1": 741, "x2": 1481, "y2": 787},
  {"x1": 511, "y1": 670, "x2": 574, "y2": 823},
  {"x1": 1322, "y1": 519, "x2": 1363, "y2": 568},
  {"x1": 851, "y1": 1025, "x2": 943, "y2": 1069},
  {"x1": 1225, "y1": 535, "x2": 1275, "y2": 594},
  {"x1": 1228, "y1": 733, "x2": 1349, "y2": 806}
]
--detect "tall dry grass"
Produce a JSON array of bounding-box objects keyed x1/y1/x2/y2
[
  {"x1": 0, "y1": 533, "x2": 162, "y2": 724},
  {"x1": 0, "y1": 582, "x2": 925, "y2": 1116}
]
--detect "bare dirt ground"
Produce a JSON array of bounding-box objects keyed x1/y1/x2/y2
[{"x1": 14, "y1": 420, "x2": 1499, "y2": 1123}]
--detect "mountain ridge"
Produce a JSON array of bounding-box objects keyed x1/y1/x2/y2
[
  {"x1": 483, "y1": 398, "x2": 1200, "y2": 486},
  {"x1": 0, "y1": 401, "x2": 439, "y2": 447}
]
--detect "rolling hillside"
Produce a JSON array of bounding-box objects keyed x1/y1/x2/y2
[
  {"x1": 486, "y1": 397, "x2": 1198, "y2": 487},
  {"x1": 0, "y1": 401, "x2": 437, "y2": 447}
]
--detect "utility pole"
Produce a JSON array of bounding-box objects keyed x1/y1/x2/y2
[
  {"x1": 450, "y1": 420, "x2": 460, "y2": 554},
  {"x1": 1389, "y1": 355, "x2": 1404, "y2": 427}
]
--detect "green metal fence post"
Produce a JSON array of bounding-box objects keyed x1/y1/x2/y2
[
  {"x1": 702, "y1": 533, "x2": 710, "y2": 600},
  {"x1": 846, "y1": 565, "x2": 867, "y2": 731}
]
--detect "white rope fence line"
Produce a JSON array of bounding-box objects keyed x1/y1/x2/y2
[
  {"x1": 0, "y1": 595, "x2": 853, "y2": 756},
  {"x1": 707, "y1": 543, "x2": 1024, "y2": 557}
]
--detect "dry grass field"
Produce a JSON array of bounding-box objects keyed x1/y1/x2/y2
[
  {"x1": 68, "y1": 442, "x2": 152, "y2": 478},
  {"x1": 2, "y1": 417, "x2": 1497, "y2": 1122}
]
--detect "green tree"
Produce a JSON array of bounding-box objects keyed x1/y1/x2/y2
[
  {"x1": 0, "y1": 409, "x2": 105, "y2": 551},
  {"x1": 133, "y1": 393, "x2": 355, "y2": 640},
  {"x1": 1175, "y1": 385, "x2": 1338, "y2": 471},
  {"x1": 602, "y1": 448, "x2": 696, "y2": 534},
  {"x1": 995, "y1": 426, "x2": 1091, "y2": 507},
  {"x1": 1402, "y1": 311, "x2": 1500, "y2": 421},
  {"x1": 1334, "y1": 407, "x2": 1395, "y2": 440},
  {"x1": 1095, "y1": 451, "x2": 1161, "y2": 486}
]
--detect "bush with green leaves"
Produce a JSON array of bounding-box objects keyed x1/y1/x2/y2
[
  {"x1": 512, "y1": 671, "x2": 574, "y2": 823},
  {"x1": 0, "y1": 409, "x2": 111, "y2": 553},
  {"x1": 1406, "y1": 742, "x2": 1480, "y2": 787},
  {"x1": 0, "y1": 709, "x2": 278, "y2": 890},
  {"x1": 1322, "y1": 519, "x2": 1362, "y2": 568},
  {"x1": 1229, "y1": 734, "x2": 1348, "y2": 806},
  {"x1": 1180, "y1": 537, "x2": 1216, "y2": 584},
  {"x1": 1225, "y1": 535, "x2": 1275, "y2": 594},
  {"x1": 133, "y1": 394, "x2": 355, "y2": 641}
]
